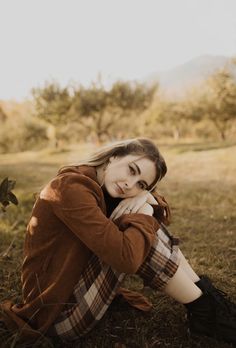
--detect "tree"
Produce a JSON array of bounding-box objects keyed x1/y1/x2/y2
[
  {"x1": 0, "y1": 105, "x2": 7, "y2": 122},
  {"x1": 196, "y1": 68, "x2": 236, "y2": 140},
  {"x1": 32, "y1": 80, "x2": 157, "y2": 144},
  {"x1": 70, "y1": 81, "x2": 157, "y2": 142},
  {"x1": 32, "y1": 82, "x2": 72, "y2": 147},
  {"x1": 144, "y1": 95, "x2": 193, "y2": 140},
  {"x1": 69, "y1": 82, "x2": 108, "y2": 142}
]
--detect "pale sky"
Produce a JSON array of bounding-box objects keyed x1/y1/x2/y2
[{"x1": 1, "y1": 0, "x2": 236, "y2": 100}]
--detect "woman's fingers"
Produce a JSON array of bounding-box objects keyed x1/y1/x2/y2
[
  {"x1": 110, "y1": 204, "x2": 130, "y2": 220},
  {"x1": 147, "y1": 193, "x2": 159, "y2": 205},
  {"x1": 110, "y1": 194, "x2": 150, "y2": 220},
  {"x1": 110, "y1": 200, "x2": 136, "y2": 220},
  {"x1": 137, "y1": 203, "x2": 154, "y2": 216},
  {"x1": 110, "y1": 204, "x2": 140, "y2": 220},
  {"x1": 131, "y1": 203, "x2": 145, "y2": 213}
]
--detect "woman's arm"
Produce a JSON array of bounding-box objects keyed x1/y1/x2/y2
[
  {"x1": 110, "y1": 191, "x2": 158, "y2": 220},
  {"x1": 46, "y1": 174, "x2": 159, "y2": 274},
  {"x1": 110, "y1": 190, "x2": 170, "y2": 225}
]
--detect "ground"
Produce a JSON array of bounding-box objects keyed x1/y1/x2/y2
[{"x1": 0, "y1": 141, "x2": 235, "y2": 347}]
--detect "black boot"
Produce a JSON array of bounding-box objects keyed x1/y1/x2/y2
[
  {"x1": 185, "y1": 275, "x2": 236, "y2": 345},
  {"x1": 195, "y1": 275, "x2": 236, "y2": 315}
]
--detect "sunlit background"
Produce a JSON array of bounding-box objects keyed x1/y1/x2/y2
[
  {"x1": 1, "y1": 0, "x2": 236, "y2": 100},
  {"x1": 0, "y1": 0, "x2": 236, "y2": 151}
]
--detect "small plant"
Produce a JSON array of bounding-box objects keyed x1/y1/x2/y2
[{"x1": 0, "y1": 177, "x2": 18, "y2": 212}]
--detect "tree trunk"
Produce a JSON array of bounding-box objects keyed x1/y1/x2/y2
[
  {"x1": 172, "y1": 128, "x2": 180, "y2": 140},
  {"x1": 213, "y1": 120, "x2": 226, "y2": 141},
  {"x1": 46, "y1": 124, "x2": 58, "y2": 148}
]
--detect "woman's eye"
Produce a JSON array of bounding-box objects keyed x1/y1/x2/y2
[
  {"x1": 129, "y1": 165, "x2": 135, "y2": 175},
  {"x1": 138, "y1": 182, "x2": 145, "y2": 190}
]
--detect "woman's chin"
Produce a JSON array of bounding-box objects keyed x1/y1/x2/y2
[
  {"x1": 103, "y1": 185, "x2": 118, "y2": 198},
  {"x1": 109, "y1": 190, "x2": 121, "y2": 198},
  {"x1": 106, "y1": 185, "x2": 123, "y2": 198}
]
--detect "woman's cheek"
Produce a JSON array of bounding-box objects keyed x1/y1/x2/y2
[{"x1": 127, "y1": 189, "x2": 140, "y2": 198}]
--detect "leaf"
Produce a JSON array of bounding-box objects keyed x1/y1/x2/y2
[
  {"x1": 7, "y1": 192, "x2": 19, "y2": 205},
  {"x1": 1, "y1": 206, "x2": 6, "y2": 212},
  {"x1": 2, "y1": 201, "x2": 10, "y2": 207},
  {"x1": 0, "y1": 178, "x2": 18, "y2": 210},
  {"x1": 7, "y1": 180, "x2": 16, "y2": 191},
  {"x1": 0, "y1": 177, "x2": 9, "y2": 201}
]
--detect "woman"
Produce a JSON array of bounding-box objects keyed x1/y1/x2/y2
[{"x1": 1, "y1": 138, "x2": 235, "y2": 345}]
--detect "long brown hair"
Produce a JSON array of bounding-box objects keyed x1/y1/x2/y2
[{"x1": 60, "y1": 138, "x2": 167, "y2": 191}]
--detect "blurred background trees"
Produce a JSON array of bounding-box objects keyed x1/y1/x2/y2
[
  {"x1": 0, "y1": 60, "x2": 236, "y2": 154},
  {"x1": 0, "y1": 105, "x2": 7, "y2": 122},
  {"x1": 32, "y1": 82, "x2": 72, "y2": 147},
  {"x1": 191, "y1": 68, "x2": 236, "y2": 140},
  {"x1": 31, "y1": 80, "x2": 157, "y2": 145}
]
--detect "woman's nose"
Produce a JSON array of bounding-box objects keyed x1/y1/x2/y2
[{"x1": 124, "y1": 178, "x2": 136, "y2": 189}]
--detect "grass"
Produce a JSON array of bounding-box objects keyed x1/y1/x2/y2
[{"x1": 0, "y1": 142, "x2": 236, "y2": 348}]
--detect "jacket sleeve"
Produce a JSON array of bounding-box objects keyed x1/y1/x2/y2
[{"x1": 47, "y1": 174, "x2": 160, "y2": 274}]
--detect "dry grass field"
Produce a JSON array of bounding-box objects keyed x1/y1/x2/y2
[{"x1": 0, "y1": 142, "x2": 235, "y2": 348}]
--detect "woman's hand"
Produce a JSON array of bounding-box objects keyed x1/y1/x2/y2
[
  {"x1": 137, "y1": 202, "x2": 154, "y2": 216},
  {"x1": 110, "y1": 191, "x2": 157, "y2": 220},
  {"x1": 146, "y1": 192, "x2": 159, "y2": 205}
]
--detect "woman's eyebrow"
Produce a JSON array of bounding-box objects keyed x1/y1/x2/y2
[
  {"x1": 133, "y1": 162, "x2": 141, "y2": 174},
  {"x1": 133, "y1": 162, "x2": 148, "y2": 187}
]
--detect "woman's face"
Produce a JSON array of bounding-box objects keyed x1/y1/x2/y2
[{"x1": 103, "y1": 154, "x2": 157, "y2": 198}]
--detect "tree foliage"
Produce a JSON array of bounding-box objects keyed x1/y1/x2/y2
[
  {"x1": 32, "y1": 82, "x2": 72, "y2": 146},
  {"x1": 144, "y1": 95, "x2": 195, "y2": 139},
  {"x1": 0, "y1": 61, "x2": 235, "y2": 154},
  {"x1": 32, "y1": 82, "x2": 72, "y2": 125},
  {"x1": 32, "y1": 80, "x2": 157, "y2": 143},
  {"x1": 71, "y1": 81, "x2": 157, "y2": 141},
  {"x1": 192, "y1": 68, "x2": 236, "y2": 140},
  {"x1": 144, "y1": 65, "x2": 236, "y2": 141},
  {"x1": 0, "y1": 105, "x2": 7, "y2": 122}
]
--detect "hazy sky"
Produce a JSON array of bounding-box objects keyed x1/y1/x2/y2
[{"x1": 1, "y1": 0, "x2": 236, "y2": 100}]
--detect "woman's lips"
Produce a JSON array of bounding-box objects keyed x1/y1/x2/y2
[{"x1": 115, "y1": 184, "x2": 124, "y2": 195}]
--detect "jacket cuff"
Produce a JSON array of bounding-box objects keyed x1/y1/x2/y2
[{"x1": 114, "y1": 213, "x2": 160, "y2": 232}]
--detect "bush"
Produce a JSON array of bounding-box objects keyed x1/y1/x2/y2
[{"x1": 0, "y1": 118, "x2": 49, "y2": 153}]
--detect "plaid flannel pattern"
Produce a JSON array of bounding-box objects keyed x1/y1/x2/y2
[
  {"x1": 53, "y1": 254, "x2": 125, "y2": 341},
  {"x1": 137, "y1": 224, "x2": 180, "y2": 290},
  {"x1": 52, "y1": 225, "x2": 180, "y2": 342}
]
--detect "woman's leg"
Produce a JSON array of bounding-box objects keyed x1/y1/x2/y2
[
  {"x1": 177, "y1": 249, "x2": 200, "y2": 283},
  {"x1": 137, "y1": 227, "x2": 236, "y2": 345},
  {"x1": 50, "y1": 254, "x2": 126, "y2": 342},
  {"x1": 160, "y1": 248, "x2": 201, "y2": 304},
  {"x1": 163, "y1": 264, "x2": 202, "y2": 304}
]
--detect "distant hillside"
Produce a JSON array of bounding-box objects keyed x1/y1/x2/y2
[{"x1": 144, "y1": 55, "x2": 235, "y2": 97}]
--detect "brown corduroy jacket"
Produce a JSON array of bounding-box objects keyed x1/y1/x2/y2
[{"x1": 0, "y1": 165, "x2": 169, "y2": 340}]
